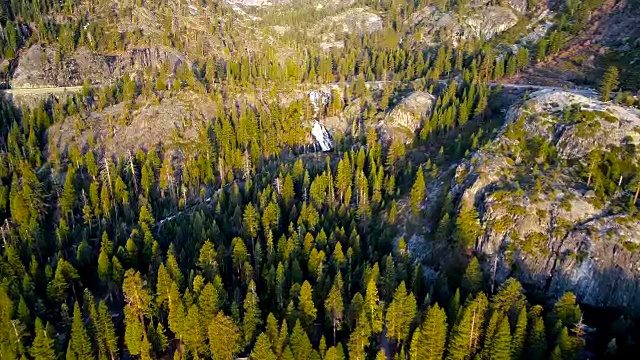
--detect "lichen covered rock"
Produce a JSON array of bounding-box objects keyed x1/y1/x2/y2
[{"x1": 451, "y1": 90, "x2": 640, "y2": 311}]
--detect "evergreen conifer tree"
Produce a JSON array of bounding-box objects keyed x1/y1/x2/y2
[
  {"x1": 325, "y1": 273, "x2": 345, "y2": 344},
  {"x1": 488, "y1": 317, "x2": 511, "y2": 360},
  {"x1": 385, "y1": 282, "x2": 416, "y2": 345},
  {"x1": 30, "y1": 318, "x2": 56, "y2": 360},
  {"x1": 67, "y1": 303, "x2": 94, "y2": 360},
  {"x1": 244, "y1": 280, "x2": 262, "y2": 346},
  {"x1": 511, "y1": 307, "x2": 528, "y2": 359},
  {"x1": 462, "y1": 257, "x2": 482, "y2": 296},
  {"x1": 409, "y1": 166, "x2": 425, "y2": 217},
  {"x1": 446, "y1": 293, "x2": 489, "y2": 360},
  {"x1": 251, "y1": 333, "x2": 276, "y2": 360},
  {"x1": 410, "y1": 303, "x2": 447, "y2": 360},
  {"x1": 208, "y1": 312, "x2": 241, "y2": 360},
  {"x1": 364, "y1": 279, "x2": 383, "y2": 335},
  {"x1": 600, "y1": 66, "x2": 619, "y2": 101},
  {"x1": 299, "y1": 280, "x2": 317, "y2": 330},
  {"x1": 526, "y1": 306, "x2": 547, "y2": 360},
  {"x1": 290, "y1": 320, "x2": 314, "y2": 360}
]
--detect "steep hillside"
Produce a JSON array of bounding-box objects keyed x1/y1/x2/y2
[
  {"x1": 1, "y1": 0, "x2": 546, "y2": 89},
  {"x1": 511, "y1": 0, "x2": 640, "y2": 90},
  {"x1": 451, "y1": 89, "x2": 640, "y2": 310}
]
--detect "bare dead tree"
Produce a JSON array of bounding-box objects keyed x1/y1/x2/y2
[{"x1": 127, "y1": 150, "x2": 139, "y2": 194}]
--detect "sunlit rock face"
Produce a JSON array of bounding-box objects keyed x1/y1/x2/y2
[
  {"x1": 378, "y1": 91, "x2": 435, "y2": 143},
  {"x1": 452, "y1": 89, "x2": 640, "y2": 311}
]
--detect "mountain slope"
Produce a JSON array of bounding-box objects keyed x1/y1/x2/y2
[{"x1": 451, "y1": 89, "x2": 640, "y2": 310}]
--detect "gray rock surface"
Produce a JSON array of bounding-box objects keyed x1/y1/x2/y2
[
  {"x1": 451, "y1": 90, "x2": 640, "y2": 311},
  {"x1": 378, "y1": 91, "x2": 435, "y2": 143},
  {"x1": 114, "y1": 47, "x2": 189, "y2": 76},
  {"x1": 312, "y1": 7, "x2": 383, "y2": 36},
  {"x1": 409, "y1": 5, "x2": 519, "y2": 45},
  {"x1": 11, "y1": 45, "x2": 189, "y2": 88},
  {"x1": 11, "y1": 45, "x2": 114, "y2": 88},
  {"x1": 464, "y1": 6, "x2": 519, "y2": 41}
]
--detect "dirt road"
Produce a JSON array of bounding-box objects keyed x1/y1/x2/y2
[
  {"x1": 0, "y1": 80, "x2": 598, "y2": 97},
  {"x1": 489, "y1": 82, "x2": 598, "y2": 97},
  {"x1": 0, "y1": 85, "x2": 86, "y2": 96}
]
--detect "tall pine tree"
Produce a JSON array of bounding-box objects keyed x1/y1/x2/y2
[
  {"x1": 410, "y1": 303, "x2": 447, "y2": 360},
  {"x1": 409, "y1": 166, "x2": 425, "y2": 217},
  {"x1": 67, "y1": 302, "x2": 94, "y2": 360},
  {"x1": 30, "y1": 318, "x2": 56, "y2": 360},
  {"x1": 325, "y1": 273, "x2": 345, "y2": 345}
]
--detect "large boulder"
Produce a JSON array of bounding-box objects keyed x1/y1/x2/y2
[
  {"x1": 463, "y1": 6, "x2": 519, "y2": 41},
  {"x1": 378, "y1": 91, "x2": 435, "y2": 143}
]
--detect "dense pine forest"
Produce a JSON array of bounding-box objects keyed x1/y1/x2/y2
[
  {"x1": 1, "y1": 72, "x2": 638, "y2": 360},
  {"x1": 1, "y1": 0, "x2": 640, "y2": 359}
]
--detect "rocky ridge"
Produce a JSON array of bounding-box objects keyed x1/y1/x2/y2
[
  {"x1": 315, "y1": 89, "x2": 435, "y2": 145},
  {"x1": 311, "y1": 7, "x2": 383, "y2": 49},
  {"x1": 409, "y1": 5, "x2": 520, "y2": 46},
  {"x1": 451, "y1": 89, "x2": 640, "y2": 310},
  {"x1": 47, "y1": 90, "x2": 216, "y2": 155}
]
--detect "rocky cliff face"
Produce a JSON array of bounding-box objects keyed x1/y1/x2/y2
[
  {"x1": 312, "y1": 7, "x2": 383, "y2": 49},
  {"x1": 10, "y1": 45, "x2": 189, "y2": 88},
  {"x1": 11, "y1": 45, "x2": 115, "y2": 87},
  {"x1": 113, "y1": 47, "x2": 189, "y2": 76},
  {"x1": 409, "y1": 5, "x2": 519, "y2": 46},
  {"x1": 451, "y1": 90, "x2": 640, "y2": 310}
]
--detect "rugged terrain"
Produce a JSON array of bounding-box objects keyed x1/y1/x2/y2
[
  {"x1": 1, "y1": 0, "x2": 539, "y2": 90},
  {"x1": 451, "y1": 89, "x2": 640, "y2": 310},
  {"x1": 511, "y1": 0, "x2": 640, "y2": 88},
  {"x1": 2, "y1": 0, "x2": 640, "y2": 358}
]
